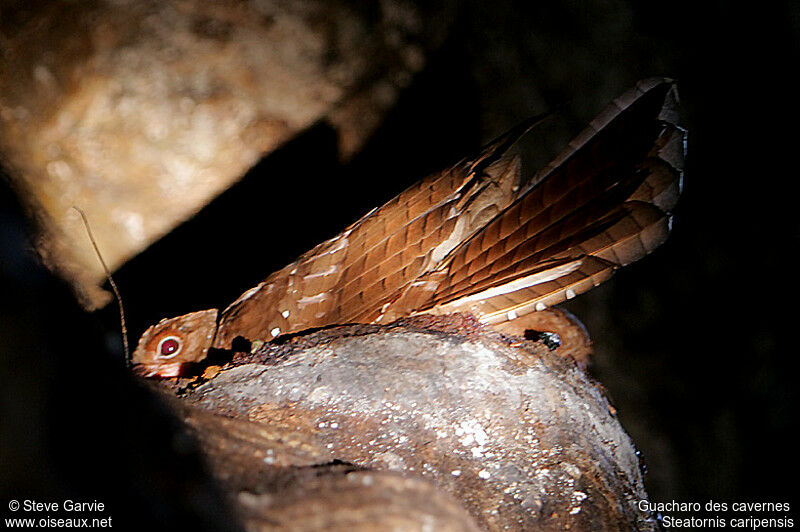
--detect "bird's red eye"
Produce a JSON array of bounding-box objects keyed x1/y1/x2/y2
[
  {"x1": 161, "y1": 338, "x2": 179, "y2": 355},
  {"x1": 157, "y1": 336, "x2": 182, "y2": 358}
]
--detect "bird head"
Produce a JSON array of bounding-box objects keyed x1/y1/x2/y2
[{"x1": 132, "y1": 309, "x2": 218, "y2": 378}]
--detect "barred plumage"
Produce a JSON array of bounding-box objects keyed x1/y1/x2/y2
[{"x1": 133, "y1": 78, "x2": 685, "y2": 377}]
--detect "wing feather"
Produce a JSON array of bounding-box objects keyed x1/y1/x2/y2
[
  {"x1": 213, "y1": 119, "x2": 541, "y2": 347},
  {"x1": 214, "y1": 79, "x2": 684, "y2": 347},
  {"x1": 420, "y1": 78, "x2": 683, "y2": 324}
]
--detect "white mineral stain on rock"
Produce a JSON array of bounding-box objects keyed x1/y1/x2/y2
[
  {"x1": 569, "y1": 490, "x2": 588, "y2": 514},
  {"x1": 563, "y1": 462, "x2": 582, "y2": 479},
  {"x1": 471, "y1": 447, "x2": 486, "y2": 458},
  {"x1": 455, "y1": 419, "x2": 489, "y2": 447},
  {"x1": 374, "y1": 451, "x2": 404, "y2": 469},
  {"x1": 305, "y1": 385, "x2": 332, "y2": 402}
]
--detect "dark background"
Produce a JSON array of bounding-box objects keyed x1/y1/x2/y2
[{"x1": 2, "y1": 0, "x2": 798, "y2": 527}]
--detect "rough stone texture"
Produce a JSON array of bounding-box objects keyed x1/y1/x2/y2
[
  {"x1": 235, "y1": 470, "x2": 483, "y2": 531},
  {"x1": 153, "y1": 317, "x2": 657, "y2": 530},
  {"x1": 0, "y1": 0, "x2": 448, "y2": 308}
]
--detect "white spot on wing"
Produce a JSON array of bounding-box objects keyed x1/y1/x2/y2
[
  {"x1": 270, "y1": 327, "x2": 281, "y2": 337},
  {"x1": 304, "y1": 265, "x2": 339, "y2": 279},
  {"x1": 535, "y1": 302, "x2": 547, "y2": 311},
  {"x1": 281, "y1": 310, "x2": 290, "y2": 318},
  {"x1": 565, "y1": 288, "x2": 576, "y2": 299},
  {"x1": 410, "y1": 280, "x2": 438, "y2": 291},
  {"x1": 298, "y1": 292, "x2": 328, "y2": 307},
  {"x1": 506, "y1": 310, "x2": 518, "y2": 320}
]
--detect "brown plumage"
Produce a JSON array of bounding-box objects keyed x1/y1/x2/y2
[{"x1": 133, "y1": 78, "x2": 685, "y2": 377}]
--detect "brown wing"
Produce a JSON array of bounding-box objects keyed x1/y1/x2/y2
[
  {"x1": 212, "y1": 115, "x2": 549, "y2": 348},
  {"x1": 214, "y1": 78, "x2": 684, "y2": 347},
  {"x1": 423, "y1": 78, "x2": 685, "y2": 324}
]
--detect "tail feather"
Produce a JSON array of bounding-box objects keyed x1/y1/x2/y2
[
  {"x1": 428, "y1": 256, "x2": 616, "y2": 324},
  {"x1": 520, "y1": 78, "x2": 679, "y2": 196},
  {"x1": 422, "y1": 78, "x2": 684, "y2": 325},
  {"x1": 430, "y1": 201, "x2": 670, "y2": 324},
  {"x1": 569, "y1": 201, "x2": 671, "y2": 267},
  {"x1": 630, "y1": 124, "x2": 685, "y2": 211}
]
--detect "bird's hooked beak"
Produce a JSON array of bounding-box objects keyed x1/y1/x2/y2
[{"x1": 132, "y1": 309, "x2": 219, "y2": 378}]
